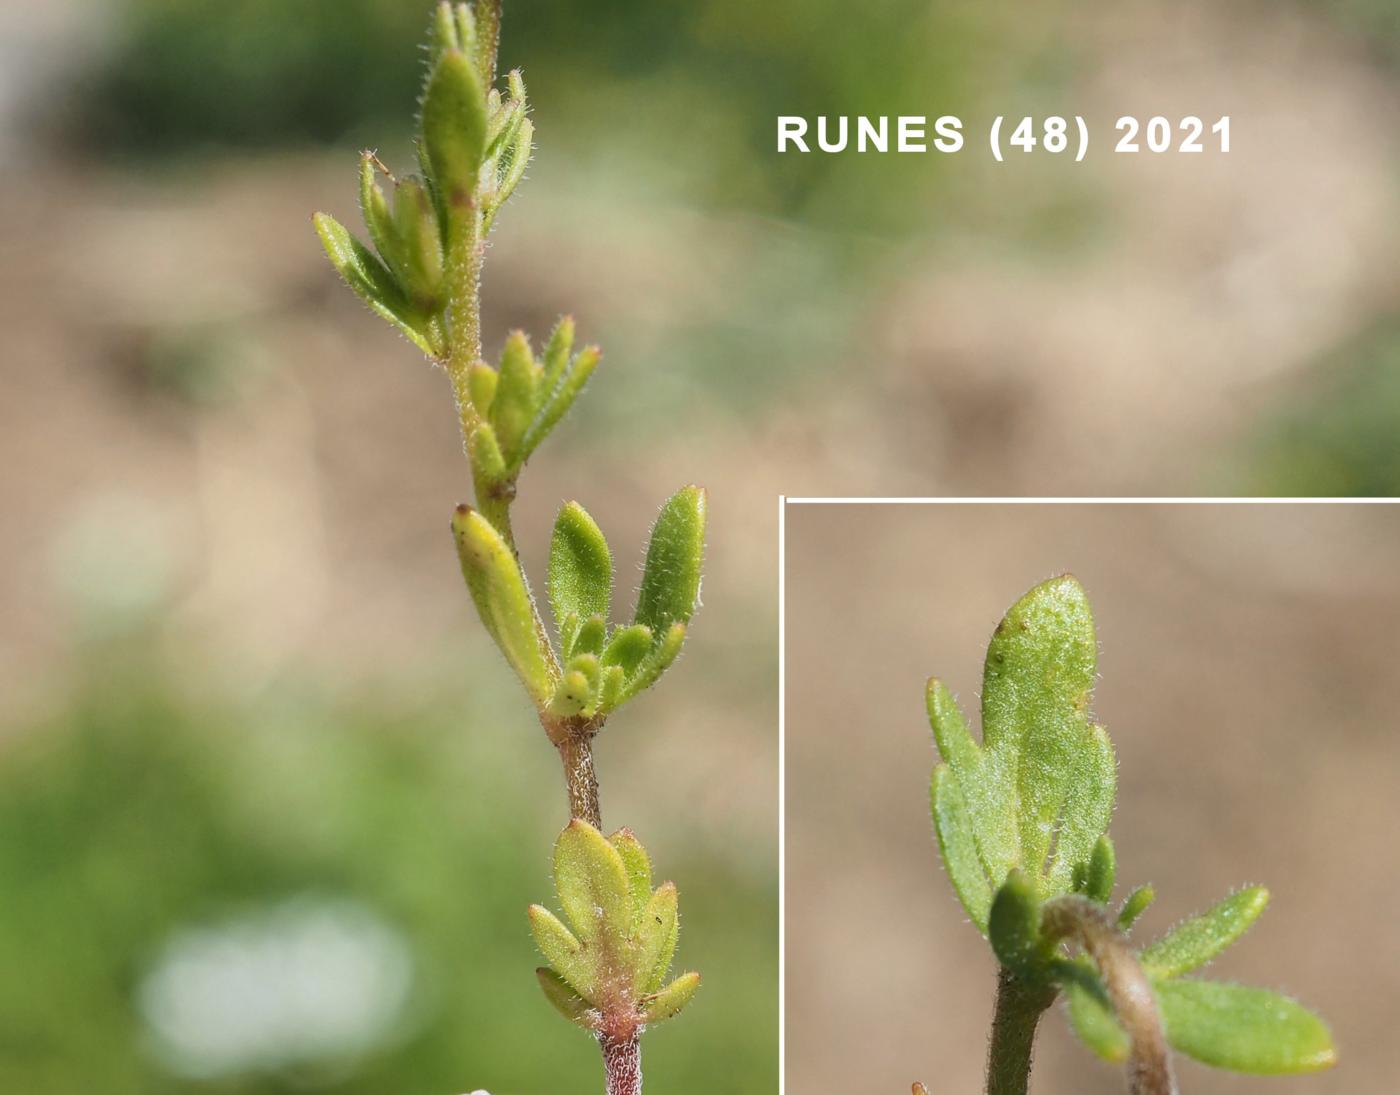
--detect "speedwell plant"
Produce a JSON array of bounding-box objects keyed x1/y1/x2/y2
[
  {"x1": 313, "y1": 5, "x2": 701, "y2": 1092},
  {"x1": 920, "y1": 576, "x2": 1335, "y2": 1095}
]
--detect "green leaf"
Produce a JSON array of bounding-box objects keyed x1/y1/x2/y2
[
  {"x1": 451, "y1": 504, "x2": 553, "y2": 704},
  {"x1": 635, "y1": 882, "x2": 679, "y2": 993},
  {"x1": 452, "y1": 2, "x2": 477, "y2": 59},
  {"x1": 982, "y1": 576, "x2": 1115, "y2": 895},
  {"x1": 430, "y1": 1, "x2": 461, "y2": 58},
  {"x1": 597, "y1": 665, "x2": 625, "y2": 712},
  {"x1": 1157, "y1": 979, "x2": 1336, "y2": 1074},
  {"x1": 391, "y1": 176, "x2": 445, "y2": 308},
  {"x1": 928, "y1": 576, "x2": 1117, "y2": 934},
  {"x1": 618, "y1": 622, "x2": 686, "y2": 702},
  {"x1": 469, "y1": 422, "x2": 508, "y2": 499},
  {"x1": 988, "y1": 870, "x2": 1046, "y2": 980},
  {"x1": 608, "y1": 829, "x2": 653, "y2": 927},
  {"x1": 1140, "y1": 887, "x2": 1269, "y2": 978},
  {"x1": 1078, "y1": 834, "x2": 1115, "y2": 903},
  {"x1": 549, "y1": 669, "x2": 593, "y2": 718},
  {"x1": 486, "y1": 96, "x2": 525, "y2": 163},
  {"x1": 553, "y1": 820, "x2": 631, "y2": 954},
  {"x1": 1117, "y1": 885, "x2": 1156, "y2": 931},
  {"x1": 640, "y1": 971, "x2": 700, "y2": 1027},
  {"x1": 535, "y1": 967, "x2": 595, "y2": 1029},
  {"x1": 472, "y1": 0, "x2": 500, "y2": 87},
  {"x1": 421, "y1": 48, "x2": 489, "y2": 209},
  {"x1": 486, "y1": 116, "x2": 534, "y2": 230},
  {"x1": 467, "y1": 362, "x2": 498, "y2": 415},
  {"x1": 1064, "y1": 970, "x2": 1130, "y2": 1063},
  {"x1": 600, "y1": 624, "x2": 653, "y2": 676},
  {"x1": 514, "y1": 341, "x2": 598, "y2": 467},
  {"x1": 635, "y1": 486, "x2": 707, "y2": 635},
  {"x1": 527, "y1": 904, "x2": 596, "y2": 1001},
  {"x1": 541, "y1": 315, "x2": 575, "y2": 394},
  {"x1": 930, "y1": 765, "x2": 993, "y2": 929},
  {"x1": 491, "y1": 331, "x2": 539, "y2": 458},
  {"x1": 312, "y1": 212, "x2": 439, "y2": 357},
  {"x1": 358, "y1": 154, "x2": 401, "y2": 273},
  {"x1": 549, "y1": 502, "x2": 613, "y2": 654},
  {"x1": 572, "y1": 615, "x2": 607, "y2": 659}
]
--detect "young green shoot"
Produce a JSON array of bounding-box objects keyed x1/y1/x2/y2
[
  {"x1": 921, "y1": 576, "x2": 1335, "y2": 1095},
  {"x1": 313, "y1": 5, "x2": 704, "y2": 1091}
]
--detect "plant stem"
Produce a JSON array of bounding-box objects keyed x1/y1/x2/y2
[
  {"x1": 445, "y1": 194, "x2": 485, "y2": 424},
  {"x1": 602, "y1": 1033, "x2": 641, "y2": 1095},
  {"x1": 985, "y1": 967, "x2": 1056, "y2": 1095},
  {"x1": 556, "y1": 721, "x2": 602, "y2": 827},
  {"x1": 1041, "y1": 897, "x2": 1177, "y2": 1095}
]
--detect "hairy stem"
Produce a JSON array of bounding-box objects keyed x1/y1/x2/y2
[
  {"x1": 557, "y1": 725, "x2": 602, "y2": 827},
  {"x1": 985, "y1": 967, "x2": 1056, "y2": 1095},
  {"x1": 445, "y1": 196, "x2": 485, "y2": 433},
  {"x1": 1042, "y1": 897, "x2": 1177, "y2": 1095},
  {"x1": 602, "y1": 1033, "x2": 641, "y2": 1095}
]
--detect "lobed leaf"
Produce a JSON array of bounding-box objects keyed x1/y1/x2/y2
[
  {"x1": 1157, "y1": 979, "x2": 1336, "y2": 1074},
  {"x1": 451, "y1": 505, "x2": 552, "y2": 704},
  {"x1": 929, "y1": 577, "x2": 1117, "y2": 934},
  {"x1": 983, "y1": 576, "x2": 1114, "y2": 894},
  {"x1": 1140, "y1": 887, "x2": 1269, "y2": 979}
]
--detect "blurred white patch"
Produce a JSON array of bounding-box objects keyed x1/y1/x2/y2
[
  {"x1": 50, "y1": 493, "x2": 177, "y2": 633},
  {"x1": 137, "y1": 896, "x2": 414, "y2": 1079}
]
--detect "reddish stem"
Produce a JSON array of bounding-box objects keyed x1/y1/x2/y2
[{"x1": 602, "y1": 1033, "x2": 641, "y2": 1095}]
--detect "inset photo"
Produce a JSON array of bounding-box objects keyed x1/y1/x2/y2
[{"x1": 783, "y1": 500, "x2": 1398, "y2": 1094}]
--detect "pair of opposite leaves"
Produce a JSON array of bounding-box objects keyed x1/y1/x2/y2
[
  {"x1": 930, "y1": 576, "x2": 1335, "y2": 1076},
  {"x1": 452, "y1": 485, "x2": 705, "y2": 720}
]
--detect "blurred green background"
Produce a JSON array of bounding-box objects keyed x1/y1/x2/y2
[{"x1": 2, "y1": 0, "x2": 1400, "y2": 1091}]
